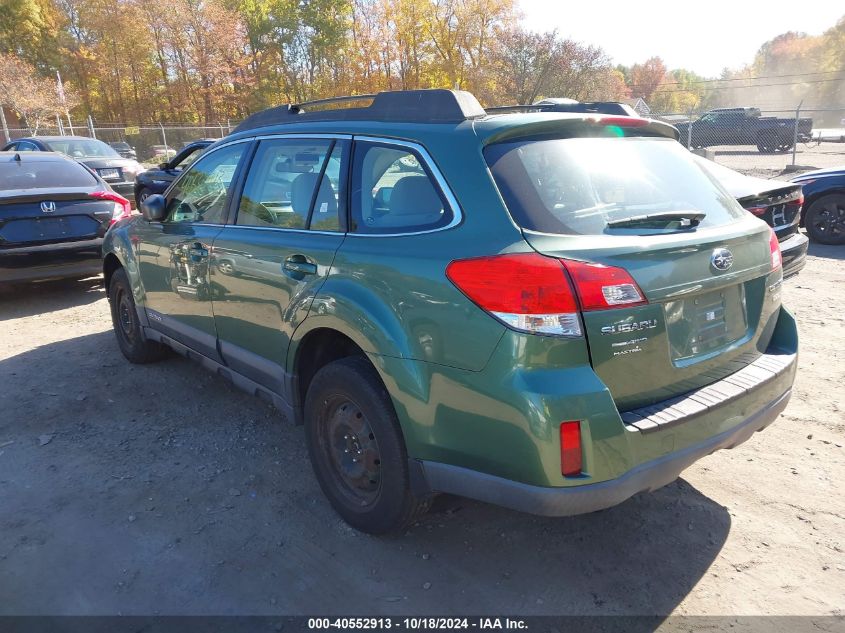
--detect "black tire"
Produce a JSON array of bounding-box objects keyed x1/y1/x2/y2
[
  {"x1": 108, "y1": 268, "x2": 169, "y2": 363},
  {"x1": 137, "y1": 187, "x2": 153, "y2": 205},
  {"x1": 304, "y1": 356, "x2": 432, "y2": 534},
  {"x1": 756, "y1": 132, "x2": 777, "y2": 154},
  {"x1": 803, "y1": 194, "x2": 845, "y2": 245}
]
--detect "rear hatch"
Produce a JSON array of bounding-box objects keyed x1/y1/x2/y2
[
  {"x1": 0, "y1": 188, "x2": 113, "y2": 248},
  {"x1": 485, "y1": 129, "x2": 782, "y2": 410}
]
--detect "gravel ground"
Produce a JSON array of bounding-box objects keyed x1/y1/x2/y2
[
  {"x1": 0, "y1": 240, "x2": 843, "y2": 617},
  {"x1": 707, "y1": 141, "x2": 844, "y2": 179}
]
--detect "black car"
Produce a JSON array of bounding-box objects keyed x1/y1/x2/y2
[
  {"x1": 2, "y1": 136, "x2": 146, "y2": 204},
  {"x1": 133, "y1": 139, "x2": 213, "y2": 203},
  {"x1": 790, "y1": 165, "x2": 845, "y2": 245},
  {"x1": 108, "y1": 141, "x2": 138, "y2": 160},
  {"x1": 0, "y1": 151, "x2": 131, "y2": 284},
  {"x1": 697, "y1": 157, "x2": 808, "y2": 277}
]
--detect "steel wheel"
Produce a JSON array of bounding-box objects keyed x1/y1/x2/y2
[{"x1": 319, "y1": 396, "x2": 382, "y2": 507}]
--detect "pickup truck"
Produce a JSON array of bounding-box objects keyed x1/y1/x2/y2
[{"x1": 674, "y1": 107, "x2": 812, "y2": 153}]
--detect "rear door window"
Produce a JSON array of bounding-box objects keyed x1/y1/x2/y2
[
  {"x1": 484, "y1": 136, "x2": 746, "y2": 235},
  {"x1": 350, "y1": 141, "x2": 451, "y2": 234}
]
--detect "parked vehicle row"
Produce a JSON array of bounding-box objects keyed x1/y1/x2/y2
[
  {"x1": 2, "y1": 136, "x2": 145, "y2": 204},
  {"x1": 102, "y1": 89, "x2": 798, "y2": 534}
]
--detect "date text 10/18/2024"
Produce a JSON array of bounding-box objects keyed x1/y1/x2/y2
[{"x1": 308, "y1": 618, "x2": 529, "y2": 630}]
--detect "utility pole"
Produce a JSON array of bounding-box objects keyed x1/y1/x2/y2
[{"x1": 0, "y1": 106, "x2": 9, "y2": 143}]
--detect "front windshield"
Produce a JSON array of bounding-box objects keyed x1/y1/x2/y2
[
  {"x1": 45, "y1": 139, "x2": 120, "y2": 159},
  {"x1": 484, "y1": 136, "x2": 746, "y2": 235}
]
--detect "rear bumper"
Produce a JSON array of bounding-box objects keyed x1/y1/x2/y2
[
  {"x1": 0, "y1": 239, "x2": 103, "y2": 283},
  {"x1": 780, "y1": 231, "x2": 809, "y2": 278},
  {"x1": 417, "y1": 387, "x2": 791, "y2": 516},
  {"x1": 108, "y1": 181, "x2": 136, "y2": 203}
]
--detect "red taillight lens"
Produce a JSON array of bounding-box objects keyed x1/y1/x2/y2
[
  {"x1": 90, "y1": 191, "x2": 132, "y2": 225},
  {"x1": 446, "y1": 253, "x2": 582, "y2": 337},
  {"x1": 589, "y1": 116, "x2": 650, "y2": 127},
  {"x1": 769, "y1": 227, "x2": 782, "y2": 271},
  {"x1": 561, "y1": 259, "x2": 647, "y2": 311},
  {"x1": 746, "y1": 205, "x2": 768, "y2": 216},
  {"x1": 560, "y1": 421, "x2": 582, "y2": 477}
]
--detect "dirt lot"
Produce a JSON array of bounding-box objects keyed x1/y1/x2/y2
[
  {"x1": 709, "y1": 141, "x2": 844, "y2": 179},
  {"x1": 0, "y1": 241, "x2": 843, "y2": 618}
]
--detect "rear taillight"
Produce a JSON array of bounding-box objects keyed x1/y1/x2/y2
[
  {"x1": 90, "y1": 191, "x2": 131, "y2": 225},
  {"x1": 445, "y1": 253, "x2": 582, "y2": 337},
  {"x1": 561, "y1": 259, "x2": 647, "y2": 311},
  {"x1": 446, "y1": 253, "x2": 647, "y2": 336},
  {"x1": 769, "y1": 227, "x2": 782, "y2": 271},
  {"x1": 746, "y1": 205, "x2": 768, "y2": 216},
  {"x1": 560, "y1": 421, "x2": 583, "y2": 477}
]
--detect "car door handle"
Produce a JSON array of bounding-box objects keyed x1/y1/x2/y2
[
  {"x1": 188, "y1": 243, "x2": 208, "y2": 262},
  {"x1": 283, "y1": 257, "x2": 317, "y2": 275}
]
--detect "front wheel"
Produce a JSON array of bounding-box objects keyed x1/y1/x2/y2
[
  {"x1": 304, "y1": 356, "x2": 432, "y2": 534},
  {"x1": 804, "y1": 194, "x2": 845, "y2": 245},
  {"x1": 137, "y1": 187, "x2": 153, "y2": 205},
  {"x1": 108, "y1": 268, "x2": 169, "y2": 363}
]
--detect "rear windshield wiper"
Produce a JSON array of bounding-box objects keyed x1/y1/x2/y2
[{"x1": 606, "y1": 211, "x2": 705, "y2": 229}]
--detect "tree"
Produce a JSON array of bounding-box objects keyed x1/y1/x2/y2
[
  {"x1": 629, "y1": 56, "x2": 667, "y2": 101},
  {"x1": 0, "y1": 52, "x2": 71, "y2": 132}
]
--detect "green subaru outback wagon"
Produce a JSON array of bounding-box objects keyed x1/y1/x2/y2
[{"x1": 103, "y1": 89, "x2": 797, "y2": 533}]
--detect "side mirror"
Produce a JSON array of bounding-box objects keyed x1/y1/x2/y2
[
  {"x1": 140, "y1": 194, "x2": 167, "y2": 221},
  {"x1": 158, "y1": 162, "x2": 169, "y2": 170}
]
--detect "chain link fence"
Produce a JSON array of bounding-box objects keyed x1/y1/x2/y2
[
  {"x1": 647, "y1": 106, "x2": 845, "y2": 178},
  {"x1": 1, "y1": 119, "x2": 233, "y2": 166},
  {"x1": 3, "y1": 105, "x2": 844, "y2": 177}
]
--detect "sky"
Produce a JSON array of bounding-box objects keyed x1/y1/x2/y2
[{"x1": 519, "y1": 0, "x2": 844, "y2": 77}]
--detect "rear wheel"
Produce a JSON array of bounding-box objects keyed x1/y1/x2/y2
[
  {"x1": 804, "y1": 194, "x2": 845, "y2": 245},
  {"x1": 108, "y1": 268, "x2": 169, "y2": 363},
  {"x1": 756, "y1": 132, "x2": 778, "y2": 153},
  {"x1": 304, "y1": 356, "x2": 431, "y2": 534}
]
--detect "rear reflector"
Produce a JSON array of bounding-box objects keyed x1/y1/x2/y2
[
  {"x1": 560, "y1": 421, "x2": 582, "y2": 477},
  {"x1": 90, "y1": 191, "x2": 132, "y2": 225},
  {"x1": 561, "y1": 259, "x2": 647, "y2": 311},
  {"x1": 445, "y1": 253, "x2": 582, "y2": 337},
  {"x1": 769, "y1": 227, "x2": 782, "y2": 270}
]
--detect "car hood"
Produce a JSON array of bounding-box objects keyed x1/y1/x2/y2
[{"x1": 790, "y1": 165, "x2": 845, "y2": 182}]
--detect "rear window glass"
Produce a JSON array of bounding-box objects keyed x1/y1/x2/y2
[
  {"x1": 484, "y1": 137, "x2": 746, "y2": 235},
  {"x1": 0, "y1": 160, "x2": 97, "y2": 189},
  {"x1": 44, "y1": 139, "x2": 120, "y2": 158}
]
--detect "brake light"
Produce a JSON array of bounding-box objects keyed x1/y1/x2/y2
[
  {"x1": 746, "y1": 205, "x2": 768, "y2": 216},
  {"x1": 561, "y1": 260, "x2": 647, "y2": 311},
  {"x1": 769, "y1": 227, "x2": 782, "y2": 271},
  {"x1": 560, "y1": 421, "x2": 582, "y2": 477},
  {"x1": 90, "y1": 191, "x2": 132, "y2": 224},
  {"x1": 589, "y1": 116, "x2": 649, "y2": 127},
  {"x1": 445, "y1": 253, "x2": 582, "y2": 337}
]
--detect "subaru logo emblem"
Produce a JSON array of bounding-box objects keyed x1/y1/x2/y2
[
  {"x1": 711, "y1": 248, "x2": 733, "y2": 271},
  {"x1": 40, "y1": 201, "x2": 56, "y2": 213}
]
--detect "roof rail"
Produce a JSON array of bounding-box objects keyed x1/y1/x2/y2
[{"x1": 232, "y1": 89, "x2": 487, "y2": 133}]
